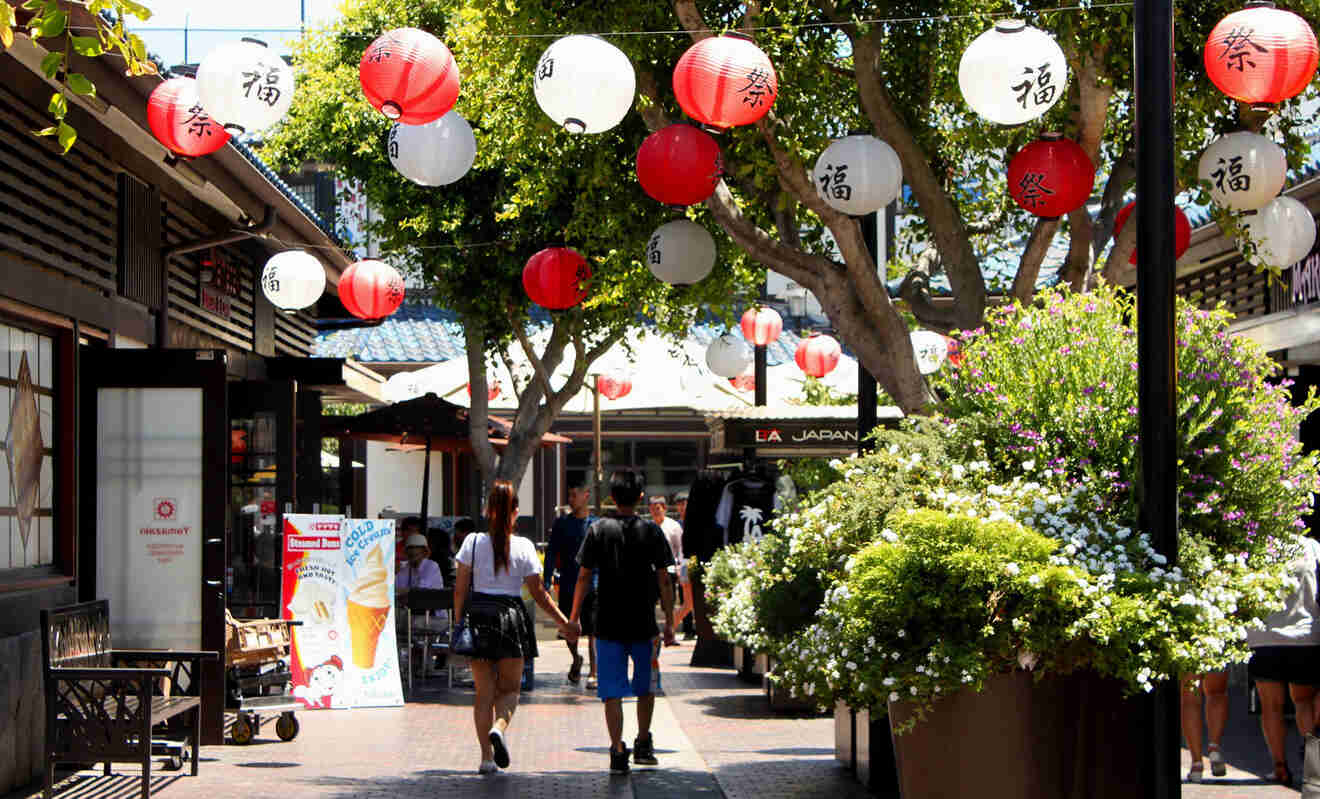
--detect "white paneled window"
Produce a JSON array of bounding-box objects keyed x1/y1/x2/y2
[{"x1": 1, "y1": 323, "x2": 55, "y2": 569}]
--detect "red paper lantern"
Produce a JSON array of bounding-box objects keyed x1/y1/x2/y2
[
  {"x1": 673, "y1": 34, "x2": 778, "y2": 130},
  {"x1": 230, "y1": 428, "x2": 247, "y2": 465},
  {"x1": 339, "y1": 259, "x2": 406, "y2": 320},
  {"x1": 465, "y1": 381, "x2": 500, "y2": 402},
  {"x1": 636, "y1": 124, "x2": 723, "y2": 206},
  {"x1": 1204, "y1": 4, "x2": 1318, "y2": 106},
  {"x1": 1112, "y1": 202, "x2": 1192, "y2": 265},
  {"x1": 523, "y1": 247, "x2": 591, "y2": 309},
  {"x1": 740, "y1": 307, "x2": 783, "y2": 347},
  {"x1": 596, "y1": 373, "x2": 633, "y2": 400},
  {"x1": 729, "y1": 372, "x2": 756, "y2": 392},
  {"x1": 1006, "y1": 134, "x2": 1095, "y2": 218},
  {"x1": 360, "y1": 27, "x2": 461, "y2": 124},
  {"x1": 147, "y1": 77, "x2": 230, "y2": 157},
  {"x1": 795, "y1": 333, "x2": 842, "y2": 378}
]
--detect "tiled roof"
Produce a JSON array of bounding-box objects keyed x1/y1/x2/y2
[{"x1": 229, "y1": 138, "x2": 341, "y2": 242}]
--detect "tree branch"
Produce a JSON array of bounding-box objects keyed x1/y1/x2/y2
[
  {"x1": 1012, "y1": 217, "x2": 1060, "y2": 304},
  {"x1": 1101, "y1": 214, "x2": 1138, "y2": 284},
  {"x1": 463, "y1": 322, "x2": 498, "y2": 484},
  {"x1": 1092, "y1": 145, "x2": 1135, "y2": 261},
  {"x1": 511, "y1": 313, "x2": 556, "y2": 398},
  {"x1": 674, "y1": 0, "x2": 713, "y2": 40}
]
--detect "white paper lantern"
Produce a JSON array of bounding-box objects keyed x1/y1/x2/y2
[
  {"x1": 958, "y1": 20, "x2": 1067, "y2": 126},
  {"x1": 1198, "y1": 132, "x2": 1287, "y2": 212},
  {"x1": 1240, "y1": 195, "x2": 1316, "y2": 268},
  {"x1": 813, "y1": 135, "x2": 903, "y2": 216},
  {"x1": 706, "y1": 333, "x2": 753, "y2": 378},
  {"x1": 533, "y1": 35, "x2": 636, "y2": 134},
  {"x1": 261, "y1": 250, "x2": 325, "y2": 311},
  {"x1": 195, "y1": 39, "x2": 295, "y2": 134},
  {"x1": 645, "y1": 220, "x2": 716, "y2": 284},
  {"x1": 910, "y1": 330, "x2": 948, "y2": 375},
  {"x1": 388, "y1": 111, "x2": 477, "y2": 186}
]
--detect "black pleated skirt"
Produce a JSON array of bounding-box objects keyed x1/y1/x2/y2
[{"x1": 466, "y1": 592, "x2": 539, "y2": 661}]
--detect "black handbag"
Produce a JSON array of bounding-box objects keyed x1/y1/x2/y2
[{"x1": 450, "y1": 537, "x2": 481, "y2": 656}]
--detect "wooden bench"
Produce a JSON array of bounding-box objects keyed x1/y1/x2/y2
[{"x1": 40, "y1": 600, "x2": 217, "y2": 799}]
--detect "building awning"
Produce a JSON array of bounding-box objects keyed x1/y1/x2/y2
[{"x1": 265, "y1": 357, "x2": 387, "y2": 404}]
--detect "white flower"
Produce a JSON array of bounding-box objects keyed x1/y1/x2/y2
[
  {"x1": 1027, "y1": 574, "x2": 1042, "y2": 586},
  {"x1": 889, "y1": 692, "x2": 900, "y2": 703},
  {"x1": 1017, "y1": 650, "x2": 1039, "y2": 671},
  {"x1": 1004, "y1": 563, "x2": 1021, "y2": 577},
  {"x1": 897, "y1": 629, "x2": 907, "y2": 638},
  {"x1": 1022, "y1": 459, "x2": 1036, "y2": 472},
  {"x1": 882, "y1": 677, "x2": 896, "y2": 687}
]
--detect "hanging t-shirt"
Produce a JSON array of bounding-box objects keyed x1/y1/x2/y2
[
  {"x1": 576, "y1": 514, "x2": 674, "y2": 643},
  {"x1": 715, "y1": 477, "x2": 776, "y2": 545},
  {"x1": 456, "y1": 532, "x2": 540, "y2": 597}
]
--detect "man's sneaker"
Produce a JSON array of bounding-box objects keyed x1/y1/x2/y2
[
  {"x1": 609, "y1": 744, "x2": 631, "y2": 774},
  {"x1": 633, "y1": 734, "x2": 658, "y2": 765}
]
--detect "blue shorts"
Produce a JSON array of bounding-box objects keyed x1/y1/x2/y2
[{"x1": 595, "y1": 638, "x2": 654, "y2": 701}]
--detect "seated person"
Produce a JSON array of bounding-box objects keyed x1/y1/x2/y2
[{"x1": 397, "y1": 533, "x2": 447, "y2": 630}]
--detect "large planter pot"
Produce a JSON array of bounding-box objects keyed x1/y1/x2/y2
[
  {"x1": 764, "y1": 657, "x2": 817, "y2": 712},
  {"x1": 688, "y1": 573, "x2": 734, "y2": 668},
  {"x1": 834, "y1": 701, "x2": 855, "y2": 772},
  {"x1": 887, "y1": 670, "x2": 1145, "y2": 799},
  {"x1": 734, "y1": 646, "x2": 766, "y2": 684},
  {"x1": 856, "y1": 706, "x2": 901, "y2": 796}
]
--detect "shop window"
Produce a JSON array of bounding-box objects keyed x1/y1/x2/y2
[{"x1": 0, "y1": 324, "x2": 55, "y2": 569}]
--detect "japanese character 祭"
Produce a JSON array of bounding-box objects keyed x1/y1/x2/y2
[
  {"x1": 183, "y1": 104, "x2": 216, "y2": 138},
  {"x1": 818, "y1": 163, "x2": 853, "y2": 202},
  {"x1": 537, "y1": 56, "x2": 554, "y2": 81},
  {"x1": 1011, "y1": 62, "x2": 1056, "y2": 109},
  {"x1": 242, "y1": 60, "x2": 285, "y2": 107},
  {"x1": 1218, "y1": 26, "x2": 1268, "y2": 71},
  {"x1": 386, "y1": 277, "x2": 405, "y2": 305},
  {"x1": 647, "y1": 234, "x2": 662, "y2": 265},
  {"x1": 1211, "y1": 155, "x2": 1251, "y2": 193},
  {"x1": 366, "y1": 39, "x2": 394, "y2": 64},
  {"x1": 740, "y1": 68, "x2": 773, "y2": 107},
  {"x1": 1016, "y1": 172, "x2": 1054, "y2": 207}
]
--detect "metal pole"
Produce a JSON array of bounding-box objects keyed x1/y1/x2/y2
[
  {"x1": 1134, "y1": 0, "x2": 1180, "y2": 796},
  {"x1": 419, "y1": 434, "x2": 432, "y2": 525},
  {"x1": 593, "y1": 382, "x2": 603, "y2": 514}
]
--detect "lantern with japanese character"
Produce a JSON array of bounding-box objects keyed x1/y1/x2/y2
[
  {"x1": 388, "y1": 112, "x2": 476, "y2": 186},
  {"x1": 795, "y1": 333, "x2": 842, "y2": 378},
  {"x1": 645, "y1": 220, "x2": 717, "y2": 284},
  {"x1": 360, "y1": 27, "x2": 460, "y2": 124},
  {"x1": 533, "y1": 35, "x2": 635, "y2": 134},
  {"x1": 706, "y1": 333, "x2": 752, "y2": 378},
  {"x1": 1197, "y1": 131, "x2": 1287, "y2": 212},
  {"x1": 1204, "y1": 3, "x2": 1318, "y2": 106},
  {"x1": 147, "y1": 77, "x2": 231, "y2": 157},
  {"x1": 1006, "y1": 134, "x2": 1095, "y2": 218},
  {"x1": 522, "y1": 247, "x2": 591, "y2": 309},
  {"x1": 958, "y1": 20, "x2": 1067, "y2": 126},
  {"x1": 636, "y1": 124, "x2": 723, "y2": 206},
  {"x1": 729, "y1": 372, "x2": 756, "y2": 392},
  {"x1": 466, "y1": 381, "x2": 501, "y2": 402},
  {"x1": 673, "y1": 33, "x2": 778, "y2": 130},
  {"x1": 195, "y1": 39, "x2": 295, "y2": 134},
  {"x1": 812, "y1": 135, "x2": 903, "y2": 216},
  {"x1": 596, "y1": 372, "x2": 633, "y2": 400},
  {"x1": 910, "y1": 330, "x2": 949, "y2": 375},
  {"x1": 261, "y1": 250, "x2": 325, "y2": 311},
  {"x1": 338, "y1": 259, "x2": 406, "y2": 320},
  {"x1": 1112, "y1": 202, "x2": 1192, "y2": 264},
  {"x1": 740, "y1": 307, "x2": 783, "y2": 347},
  {"x1": 1240, "y1": 195, "x2": 1316, "y2": 267}
]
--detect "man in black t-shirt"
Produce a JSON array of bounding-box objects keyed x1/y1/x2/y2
[{"x1": 571, "y1": 470, "x2": 675, "y2": 775}]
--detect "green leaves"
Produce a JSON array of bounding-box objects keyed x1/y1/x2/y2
[
  {"x1": 0, "y1": 3, "x2": 16, "y2": 49},
  {"x1": 36, "y1": 8, "x2": 66, "y2": 38},
  {"x1": 66, "y1": 73, "x2": 94, "y2": 97},
  {"x1": 70, "y1": 35, "x2": 104, "y2": 57},
  {"x1": 56, "y1": 121, "x2": 75, "y2": 152},
  {"x1": 47, "y1": 91, "x2": 66, "y2": 120},
  {"x1": 39, "y1": 50, "x2": 62, "y2": 78}
]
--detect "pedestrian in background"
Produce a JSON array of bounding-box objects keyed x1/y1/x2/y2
[
  {"x1": 648, "y1": 495, "x2": 690, "y2": 646},
  {"x1": 545, "y1": 480, "x2": 598, "y2": 685},
  {"x1": 454, "y1": 481, "x2": 579, "y2": 775},
  {"x1": 1180, "y1": 671, "x2": 1229, "y2": 783},
  {"x1": 573, "y1": 471, "x2": 675, "y2": 774}
]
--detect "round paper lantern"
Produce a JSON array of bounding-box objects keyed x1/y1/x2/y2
[
  {"x1": 740, "y1": 307, "x2": 783, "y2": 347},
  {"x1": 1197, "y1": 131, "x2": 1287, "y2": 212},
  {"x1": 466, "y1": 381, "x2": 501, "y2": 402},
  {"x1": 261, "y1": 250, "x2": 326, "y2": 311},
  {"x1": 673, "y1": 34, "x2": 778, "y2": 130},
  {"x1": 706, "y1": 333, "x2": 753, "y2": 378},
  {"x1": 813, "y1": 135, "x2": 903, "y2": 216},
  {"x1": 636, "y1": 124, "x2": 723, "y2": 206},
  {"x1": 195, "y1": 39, "x2": 295, "y2": 134},
  {"x1": 795, "y1": 334, "x2": 842, "y2": 378},
  {"x1": 533, "y1": 35, "x2": 635, "y2": 134},
  {"x1": 522, "y1": 247, "x2": 591, "y2": 309},
  {"x1": 147, "y1": 77, "x2": 231, "y2": 157},
  {"x1": 958, "y1": 20, "x2": 1067, "y2": 125},
  {"x1": 339, "y1": 259, "x2": 405, "y2": 320},
  {"x1": 1240, "y1": 195, "x2": 1316, "y2": 267},
  {"x1": 1204, "y1": 4, "x2": 1318, "y2": 106},
  {"x1": 645, "y1": 220, "x2": 717, "y2": 285},
  {"x1": 388, "y1": 112, "x2": 476, "y2": 186},
  {"x1": 359, "y1": 27, "x2": 460, "y2": 124},
  {"x1": 1112, "y1": 202, "x2": 1192, "y2": 265},
  {"x1": 1006, "y1": 134, "x2": 1095, "y2": 218},
  {"x1": 910, "y1": 330, "x2": 949, "y2": 375},
  {"x1": 729, "y1": 372, "x2": 756, "y2": 392},
  {"x1": 596, "y1": 372, "x2": 633, "y2": 400}
]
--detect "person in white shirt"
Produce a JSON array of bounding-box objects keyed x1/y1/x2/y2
[
  {"x1": 397, "y1": 533, "x2": 444, "y2": 591},
  {"x1": 649, "y1": 496, "x2": 692, "y2": 647},
  {"x1": 454, "y1": 480, "x2": 578, "y2": 775}
]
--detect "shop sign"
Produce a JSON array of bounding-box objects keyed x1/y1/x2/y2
[
  {"x1": 1291, "y1": 249, "x2": 1320, "y2": 308},
  {"x1": 199, "y1": 247, "x2": 244, "y2": 321},
  {"x1": 727, "y1": 420, "x2": 860, "y2": 449}
]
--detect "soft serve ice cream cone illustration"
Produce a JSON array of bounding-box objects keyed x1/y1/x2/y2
[{"x1": 346, "y1": 547, "x2": 390, "y2": 669}]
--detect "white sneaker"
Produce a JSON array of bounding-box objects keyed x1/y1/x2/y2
[{"x1": 478, "y1": 760, "x2": 498, "y2": 775}]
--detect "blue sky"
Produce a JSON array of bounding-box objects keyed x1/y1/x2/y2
[{"x1": 133, "y1": 0, "x2": 340, "y2": 66}]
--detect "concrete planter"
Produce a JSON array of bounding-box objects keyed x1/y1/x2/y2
[
  {"x1": 734, "y1": 646, "x2": 767, "y2": 684},
  {"x1": 834, "y1": 701, "x2": 855, "y2": 773},
  {"x1": 887, "y1": 671, "x2": 1145, "y2": 799},
  {"x1": 763, "y1": 658, "x2": 817, "y2": 712}
]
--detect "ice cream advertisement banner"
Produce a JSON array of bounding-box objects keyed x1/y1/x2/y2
[{"x1": 281, "y1": 514, "x2": 403, "y2": 709}]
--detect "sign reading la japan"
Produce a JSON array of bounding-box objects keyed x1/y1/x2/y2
[{"x1": 281, "y1": 514, "x2": 402, "y2": 710}]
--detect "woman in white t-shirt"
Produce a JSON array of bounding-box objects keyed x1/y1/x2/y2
[{"x1": 454, "y1": 480, "x2": 578, "y2": 775}]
